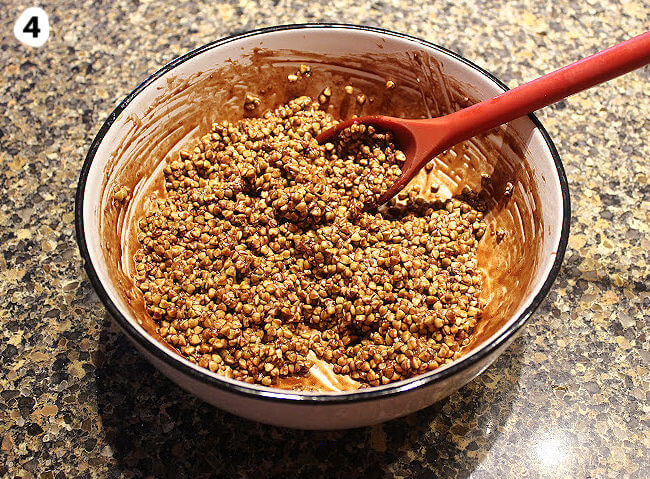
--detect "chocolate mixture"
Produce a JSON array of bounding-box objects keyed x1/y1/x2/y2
[{"x1": 129, "y1": 74, "x2": 488, "y2": 389}]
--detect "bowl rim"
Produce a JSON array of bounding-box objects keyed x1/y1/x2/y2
[{"x1": 75, "y1": 23, "x2": 571, "y2": 404}]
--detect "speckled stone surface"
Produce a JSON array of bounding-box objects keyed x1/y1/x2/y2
[{"x1": 0, "y1": 1, "x2": 648, "y2": 477}]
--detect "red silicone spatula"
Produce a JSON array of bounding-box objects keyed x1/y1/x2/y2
[{"x1": 317, "y1": 31, "x2": 650, "y2": 208}]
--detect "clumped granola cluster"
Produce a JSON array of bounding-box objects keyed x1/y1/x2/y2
[{"x1": 133, "y1": 93, "x2": 487, "y2": 389}]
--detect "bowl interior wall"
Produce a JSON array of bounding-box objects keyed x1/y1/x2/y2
[{"x1": 82, "y1": 28, "x2": 564, "y2": 391}]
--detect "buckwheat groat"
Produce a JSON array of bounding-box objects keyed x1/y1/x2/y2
[{"x1": 133, "y1": 94, "x2": 487, "y2": 389}]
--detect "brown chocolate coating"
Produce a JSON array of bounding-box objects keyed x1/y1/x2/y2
[{"x1": 99, "y1": 48, "x2": 543, "y2": 389}]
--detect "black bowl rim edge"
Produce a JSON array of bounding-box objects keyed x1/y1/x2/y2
[{"x1": 74, "y1": 23, "x2": 571, "y2": 405}]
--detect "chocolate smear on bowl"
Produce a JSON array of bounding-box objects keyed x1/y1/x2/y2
[{"x1": 99, "y1": 48, "x2": 543, "y2": 390}]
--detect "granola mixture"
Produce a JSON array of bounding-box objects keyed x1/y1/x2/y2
[{"x1": 132, "y1": 88, "x2": 487, "y2": 389}]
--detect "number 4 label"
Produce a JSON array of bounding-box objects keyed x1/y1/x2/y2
[{"x1": 14, "y1": 7, "x2": 49, "y2": 48}]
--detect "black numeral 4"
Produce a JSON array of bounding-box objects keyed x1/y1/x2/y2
[{"x1": 23, "y1": 16, "x2": 41, "y2": 38}]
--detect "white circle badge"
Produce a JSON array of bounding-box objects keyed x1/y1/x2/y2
[{"x1": 14, "y1": 7, "x2": 50, "y2": 48}]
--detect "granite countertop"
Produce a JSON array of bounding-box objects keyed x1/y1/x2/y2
[{"x1": 1, "y1": 1, "x2": 648, "y2": 477}]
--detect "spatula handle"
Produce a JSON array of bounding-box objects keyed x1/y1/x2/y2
[{"x1": 440, "y1": 31, "x2": 650, "y2": 146}]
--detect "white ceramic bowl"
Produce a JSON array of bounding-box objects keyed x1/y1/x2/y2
[{"x1": 76, "y1": 24, "x2": 569, "y2": 429}]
